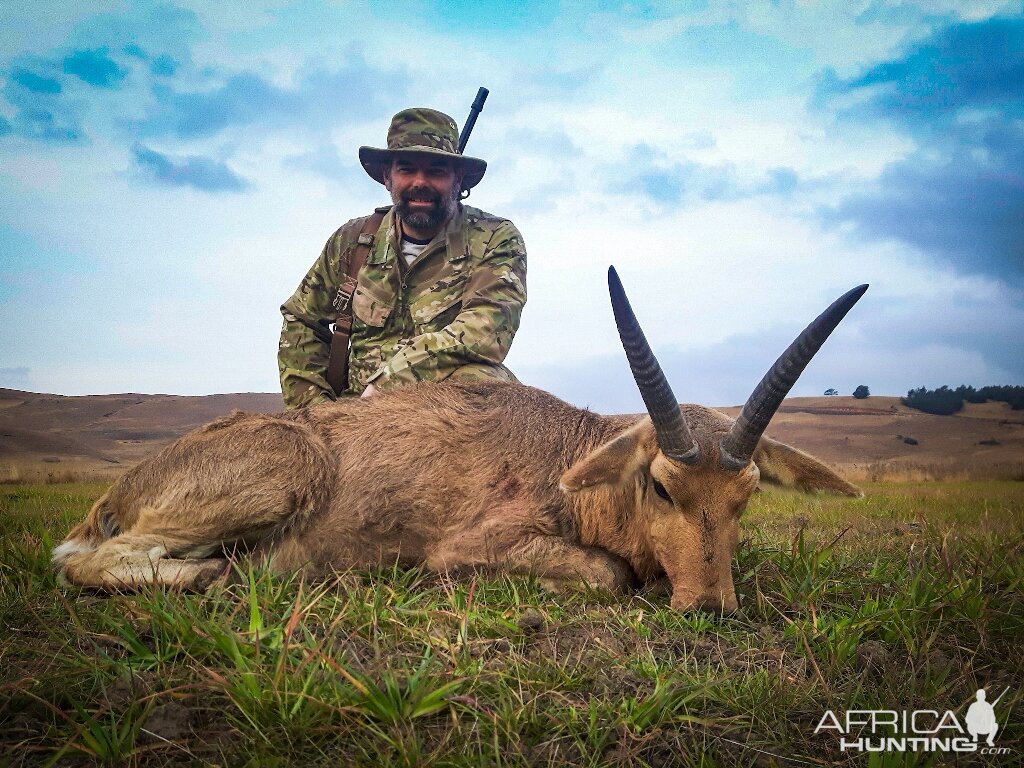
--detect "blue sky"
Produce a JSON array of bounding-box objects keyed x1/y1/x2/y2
[{"x1": 1, "y1": 0, "x2": 1021, "y2": 412}]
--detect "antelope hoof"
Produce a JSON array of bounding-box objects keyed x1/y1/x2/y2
[{"x1": 161, "y1": 558, "x2": 231, "y2": 592}]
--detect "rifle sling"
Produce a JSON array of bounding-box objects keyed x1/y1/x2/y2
[{"x1": 325, "y1": 211, "x2": 387, "y2": 394}]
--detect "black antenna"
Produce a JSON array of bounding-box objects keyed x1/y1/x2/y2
[{"x1": 458, "y1": 87, "x2": 489, "y2": 154}]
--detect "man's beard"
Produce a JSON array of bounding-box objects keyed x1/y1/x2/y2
[{"x1": 393, "y1": 185, "x2": 459, "y2": 231}]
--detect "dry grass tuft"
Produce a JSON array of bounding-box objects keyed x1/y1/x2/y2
[
  {"x1": 841, "y1": 457, "x2": 1024, "y2": 483},
  {"x1": 0, "y1": 462, "x2": 125, "y2": 485}
]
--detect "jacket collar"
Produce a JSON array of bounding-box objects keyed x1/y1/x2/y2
[{"x1": 383, "y1": 204, "x2": 469, "y2": 266}]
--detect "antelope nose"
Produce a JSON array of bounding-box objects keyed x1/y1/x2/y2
[
  {"x1": 669, "y1": 590, "x2": 739, "y2": 615},
  {"x1": 695, "y1": 596, "x2": 738, "y2": 616}
]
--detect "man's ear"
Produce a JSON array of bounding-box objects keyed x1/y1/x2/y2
[
  {"x1": 382, "y1": 164, "x2": 393, "y2": 191},
  {"x1": 559, "y1": 418, "x2": 657, "y2": 492},
  {"x1": 754, "y1": 437, "x2": 863, "y2": 497}
]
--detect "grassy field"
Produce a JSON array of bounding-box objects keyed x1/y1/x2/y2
[{"x1": 1, "y1": 481, "x2": 1022, "y2": 766}]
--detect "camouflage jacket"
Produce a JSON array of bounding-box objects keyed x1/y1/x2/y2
[{"x1": 279, "y1": 204, "x2": 527, "y2": 408}]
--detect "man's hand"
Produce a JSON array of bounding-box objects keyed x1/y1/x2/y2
[{"x1": 361, "y1": 383, "x2": 379, "y2": 399}]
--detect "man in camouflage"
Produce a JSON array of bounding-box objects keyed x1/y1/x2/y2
[{"x1": 278, "y1": 108, "x2": 527, "y2": 408}]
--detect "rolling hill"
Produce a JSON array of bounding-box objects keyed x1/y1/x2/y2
[{"x1": 1, "y1": 388, "x2": 1021, "y2": 483}]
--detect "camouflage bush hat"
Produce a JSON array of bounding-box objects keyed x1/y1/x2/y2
[{"x1": 359, "y1": 107, "x2": 487, "y2": 189}]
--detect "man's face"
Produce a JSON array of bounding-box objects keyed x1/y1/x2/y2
[{"x1": 384, "y1": 155, "x2": 463, "y2": 235}]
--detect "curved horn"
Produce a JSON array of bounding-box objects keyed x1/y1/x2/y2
[
  {"x1": 608, "y1": 266, "x2": 699, "y2": 465},
  {"x1": 720, "y1": 284, "x2": 869, "y2": 470}
]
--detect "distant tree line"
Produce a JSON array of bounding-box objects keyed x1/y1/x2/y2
[
  {"x1": 822, "y1": 386, "x2": 870, "y2": 397},
  {"x1": 901, "y1": 385, "x2": 1024, "y2": 415}
]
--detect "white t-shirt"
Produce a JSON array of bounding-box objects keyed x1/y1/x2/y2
[{"x1": 401, "y1": 235, "x2": 430, "y2": 267}]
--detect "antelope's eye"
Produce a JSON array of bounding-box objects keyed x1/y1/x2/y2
[{"x1": 652, "y1": 479, "x2": 672, "y2": 503}]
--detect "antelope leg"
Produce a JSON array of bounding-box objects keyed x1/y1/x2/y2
[
  {"x1": 429, "y1": 534, "x2": 636, "y2": 592},
  {"x1": 511, "y1": 536, "x2": 638, "y2": 591},
  {"x1": 59, "y1": 533, "x2": 229, "y2": 591}
]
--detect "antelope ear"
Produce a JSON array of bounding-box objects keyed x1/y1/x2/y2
[
  {"x1": 560, "y1": 418, "x2": 657, "y2": 492},
  {"x1": 754, "y1": 437, "x2": 863, "y2": 497}
]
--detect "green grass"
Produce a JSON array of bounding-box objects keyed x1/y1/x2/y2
[{"x1": 1, "y1": 482, "x2": 1022, "y2": 766}]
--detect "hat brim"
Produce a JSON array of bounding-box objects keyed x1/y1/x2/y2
[{"x1": 358, "y1": 146, "x2": 487, "y2": 189}]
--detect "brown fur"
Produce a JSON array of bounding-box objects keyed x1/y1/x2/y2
[{"x1": 53, "y1": 381, "x2": 860, "y2": 611}]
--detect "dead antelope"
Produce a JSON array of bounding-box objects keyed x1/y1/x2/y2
[{"x1": 54, "y1": 268, "x2": 866, "y2": 612}]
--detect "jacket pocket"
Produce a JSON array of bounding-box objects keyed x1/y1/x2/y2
[{"x1": 352, "y1": 282, "x2": 393, "y2": 327}]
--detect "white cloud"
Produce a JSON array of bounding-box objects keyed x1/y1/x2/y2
[{"x1": 1, "y1": 0, "x2": 1021, "y2": 401}]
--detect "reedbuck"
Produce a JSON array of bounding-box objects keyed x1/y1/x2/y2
[{"x1": 54, "y1": 268, "x2": 866, "y2": 612}]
